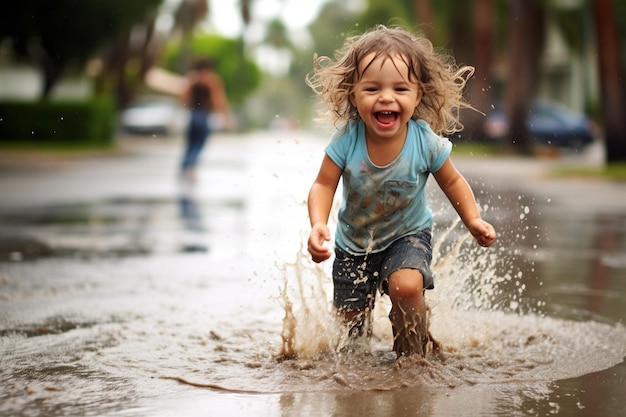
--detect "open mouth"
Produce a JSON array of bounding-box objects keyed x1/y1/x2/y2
[{"x1": 375, "y1": 111, "x2": 398, "y2": 125}]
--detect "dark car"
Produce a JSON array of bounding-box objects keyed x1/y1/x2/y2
[{"x1": 484, "y1": 101, "x2": 595, "y2": 149}]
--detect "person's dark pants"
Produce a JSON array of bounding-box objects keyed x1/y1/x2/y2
[{"x1": 181, "y1": 110, "x2": 211, "y2": 172}]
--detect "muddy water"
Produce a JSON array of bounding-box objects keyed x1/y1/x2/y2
[{"x1": 0, "y1": 134, "x2": 625, "y2": 416}]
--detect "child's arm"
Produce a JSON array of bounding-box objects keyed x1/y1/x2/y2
[
  {"x1": 433, "y1": 158, "x2": 496, "y2": 247},
  {"x1": 179, "y1": 77, "x2": 191, "y2": 107},
  {"x1": 307, "y1": 154, "x2": 342, "y2": 262}
]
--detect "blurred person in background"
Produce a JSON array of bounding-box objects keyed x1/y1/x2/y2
[{"x1": 180, "y1": 57, "x2": 231, "y2": 182}]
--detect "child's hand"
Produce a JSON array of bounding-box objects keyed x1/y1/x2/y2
[
  {"x1": 308, "y1": 223, "x2": 332, "y2": 263},
  {"x1": 467, "y1": 218, "x2": 496, "y2": 247}
]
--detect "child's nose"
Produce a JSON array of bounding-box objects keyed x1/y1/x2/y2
[{"x1": 378, "y1": 89, "x2": 394, "y2": 101}]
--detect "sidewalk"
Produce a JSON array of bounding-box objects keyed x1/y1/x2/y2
[
  {"x1": 0, "y1": 133, "x2": 255, "y2": 210},
  {"x1": 455, "y1": 141, "x2": 626, "y2": 214},
  {"x1": 0, "y1": 132, "x2": 624, "y2": 214}
]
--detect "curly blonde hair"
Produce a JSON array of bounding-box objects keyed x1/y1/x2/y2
[{"x1": 306, "y1": 25, "x2": 475, "y2": 136}]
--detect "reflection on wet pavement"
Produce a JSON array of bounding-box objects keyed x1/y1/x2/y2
[
  {"x1": 1, "y1": 132, "x2": 625, "y2": 416},
  {"x1": 0, "y1": 194, "x2": 244, "y2": 260}
]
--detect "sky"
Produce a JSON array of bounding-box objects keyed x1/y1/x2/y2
[
  {"x1": 208, "y1": 0, "x2": 329, "y2": 37},
  {"x1": 155, "y1": 0, "x2": 332, "y2": 75},
  {"x1": 205, "y1": 0, "x2": 331, "y2": 74}
]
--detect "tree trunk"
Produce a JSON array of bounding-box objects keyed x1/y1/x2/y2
[
  {"x1": 464, "y1": 0, "x2": 494, "y2": 141},
  {"x1": 138, "y1": 13, "x2": 158, "y2": 83},
  {"x1": 114, "y1": 34, "x2": 132, "y2": 109},
  {"x1": 413, "y1": 0, "x2": 434, "y2": 41},
  {"x1": 40, "y1": 61, "x2": 63, "y2": 99},
  {"x1": 592, "y1": 0, "x2": 626, "y2": 163},
  {"x1": 504, "y1": 0, "x2": 544, "y2": 154},
  {"x1": 27, "y1": 37, "x2": 63, "y2": 99}
]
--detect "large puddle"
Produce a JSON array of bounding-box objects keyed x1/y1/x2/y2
[{"x1": 1, "y1": 134, "x2": 625, "y2": 416}]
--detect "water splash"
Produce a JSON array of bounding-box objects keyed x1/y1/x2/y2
[
  {"x1": 274, "y1": 210, "x2": 626, "y2": 391},
  {"x1": 276, "y1": 244, "x2": 347, "y2": 360}
]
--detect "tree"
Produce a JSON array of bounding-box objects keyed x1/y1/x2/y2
[
  {"x1": 357, "y1": 0, "x2": 415, "y2": 33},
  {"x1": 309, "y1": 1, "x2": 362, "y2": 60},
  {"x1": 413, "y1": 0, "x2": 434, "y2": 41},
  {"x1": 0, "y1": 0, "x2": 163, "y2": 99},
  {"x1": 417, "y1": 0, "x2": 494, "y2": 141},
  {"x1": 592, "y1": 0, "x2": 626, "y2": 163},
  {"x1": 160, "y1": 33, "x2": 261, "y2": 106},
  {"x1": 172, "y1": 0, "x2": 209, "y2": 73},
  {"x1": 503, "y1": 0, "x2": 545, "y2": 154},
  {"x1": 464, "y1": 0, "x2": 494, "y2": 140},
  {"x1": 98, "y1": 5, "x2": 163, "y2": 108}
]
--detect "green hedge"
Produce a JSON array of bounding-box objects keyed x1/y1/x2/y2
[{"x1": 0, "y1": 99, "x2": 115, "y2": 145}]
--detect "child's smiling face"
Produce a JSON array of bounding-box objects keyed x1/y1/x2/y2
[{"x1": 350, "y1": 53, "x2": 422, "y2": 142}]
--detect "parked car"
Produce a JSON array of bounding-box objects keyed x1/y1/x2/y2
[
  {"x1": 120, "y1": 96, "x2": 186, "y2": 136},
  {"x1": 484, "y1": 101, "x2": 595, "y2": 149}
]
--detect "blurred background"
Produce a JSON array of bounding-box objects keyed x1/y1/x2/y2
[
  {"x1": 1, "y1": 3, "x2": 626, "y2": 415},
  {"x1": 0, "y1": 0, "x2": 625, "y2": 162}
]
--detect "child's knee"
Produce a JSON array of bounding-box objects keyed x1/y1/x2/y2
[{"x1": 388, "y1": 269, "x2": 424, "y2": 299}]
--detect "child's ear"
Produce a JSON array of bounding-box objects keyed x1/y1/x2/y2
[{"x1": 349, "y1": 94, "x2": 356, "y2": 107}]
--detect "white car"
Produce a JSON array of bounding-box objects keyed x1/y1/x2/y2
[{"x1": 120, "y1": 96, "x2": 186, "y2": 136}]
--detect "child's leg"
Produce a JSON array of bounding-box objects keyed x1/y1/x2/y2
[
  {"x1": 332, "y1": 247, "x2": 379, "y2": 338},
  {"x1": 388, "y1": 268, "x2": 433, "y2": 357},
  {"x1": 336, "y1": 308, "x2": 370, "y2": 337}
]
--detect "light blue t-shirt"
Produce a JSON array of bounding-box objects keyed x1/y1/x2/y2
[{"x1": 325, "y1": 118, "x2": 452, "y2": 255}]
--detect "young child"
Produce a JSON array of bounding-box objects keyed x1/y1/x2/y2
[{"x1": 305, "y1": 25, "x2": 496, "y2": 358}]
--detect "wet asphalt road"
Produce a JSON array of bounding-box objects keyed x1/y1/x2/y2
[
  {"x1": 0, "y1": 131, "x2": 622, "y2": 214},
  {"x1": 1, "y1": 131, "x2": 625, "y2": 416}
]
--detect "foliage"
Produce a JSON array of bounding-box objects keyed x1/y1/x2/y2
[
  {"x1": 550, "y1": 163, "x2": 626, "y2": 182},
  {"x1": 0, "y1": 99, "x2": 115, "y2": 145},
  {"x1": 308, "y1": 2, "x2": 362, "y2": 60},
  {"x1": 160, "y1": 33, "x2": 261, "y2": 106},
  {"x1": 355, "y1": 1, "x2": 414, "y2": 34},
  {"x1": 451, "y1": 141, "x2": 502, "y2": 157},
  {"x1": 0, "y1": 0, "x2": 163, "y2": 98}
]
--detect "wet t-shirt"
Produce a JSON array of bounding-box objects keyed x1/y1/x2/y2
[{"x1": 325, "y1": 119, "x2": 452, "y2": 255}]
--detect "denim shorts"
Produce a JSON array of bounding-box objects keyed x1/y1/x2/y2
[{"x1": 332, "y1": 229, "x2": 434, "y2": 312}]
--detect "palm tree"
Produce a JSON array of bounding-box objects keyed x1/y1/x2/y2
[
  {"x1": 173, "y1": 0, "x2": 209, "y2": 72},
  {"x1": 592, "y1": 0, "x2": 626, "y2": 163},
  {"x1": 413, "y1": 0, "x2": 434, "y2": 41},
  {"x1": 465, "y1": 0, "x2": 494, "y2": 140},
  {"x1": 504, "y1": 0, "x2": 545, "y2": 154}
]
